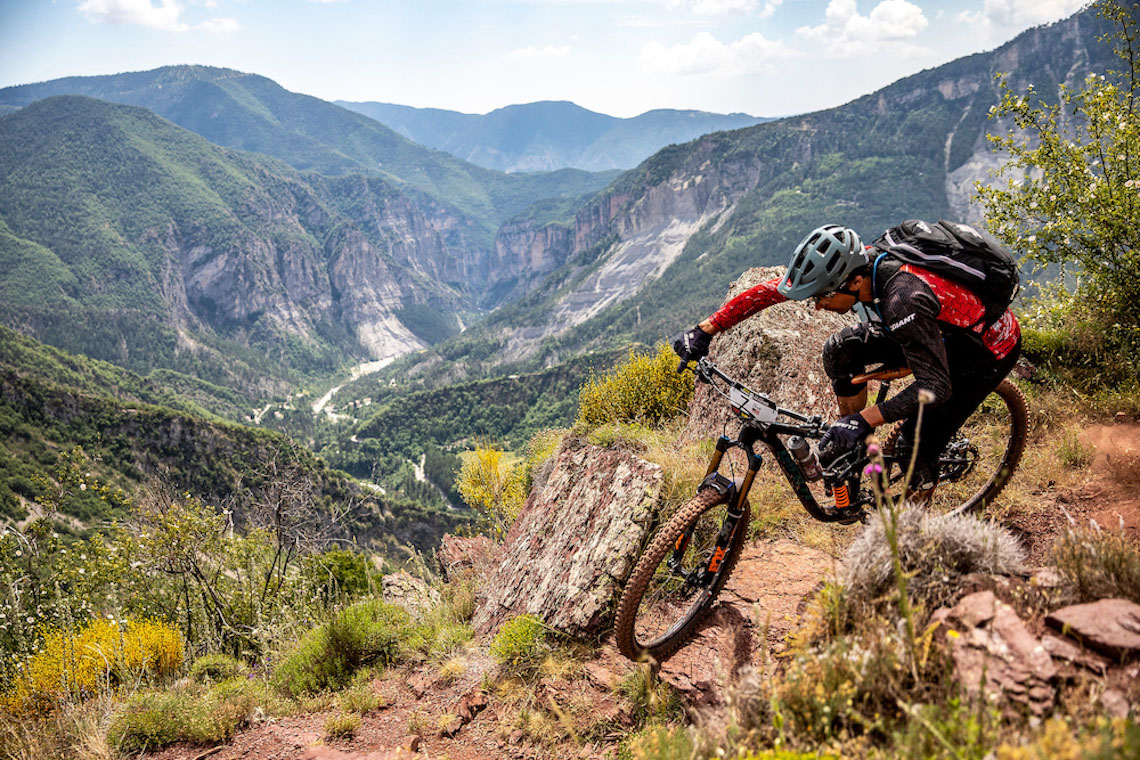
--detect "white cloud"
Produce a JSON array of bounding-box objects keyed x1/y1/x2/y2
[
  {"x1": 505, "y1": 44, "x2": 573, "y2": 61},
  {"x1": 797, "y1": 0, "x2": 928, "y2": 57},
  {"x1": 962, "y1": 0, "x2": 1085, "y2": 27},
  {"x1": 78, "y1": 0, "x2": 188, "y2": 32},
  {"x1": 666, "y1": 0, "x2": 784, "y2": 15},
  {"x1": 194, "y1": 17, "x2": 239, "y2": 33},
  {"x1": 78, "y1": 0, "x2": 240, "y2": 33},
  {"x1": 638, "y1": 30, "x2": 794, "y2": 76}
]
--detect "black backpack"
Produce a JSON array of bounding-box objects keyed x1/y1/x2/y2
[{"x1": 870, "y1": 219, "x2": 1020, "y2": 330}]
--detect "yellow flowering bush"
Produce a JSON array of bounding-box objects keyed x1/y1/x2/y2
[
  {"x1": 576, "y1": 344, "x2": 693, "y2": 428},
  {"x1": 1, "y1": 618, "x2": 182, "y2": 715}
]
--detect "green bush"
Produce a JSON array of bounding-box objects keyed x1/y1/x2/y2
[
  {"x1": 576, "y1": 344, "x2": 694, "y2": 428},
  {"x1": 489, "y1": 614, "x2": 548, "y2": 675},
  {"x1": 108, "y1": 678, "x2": 266, "y2": 753},
  {"x1": 273, "y1": 599, "x2": 413, "y2": 696},
  {"x1": 189, "y1": 653, "x2": 246, "y2": 684},
  {"x1": 323, "y1": 710, "x2": 362, "y2": 739}
]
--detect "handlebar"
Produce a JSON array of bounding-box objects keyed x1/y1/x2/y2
[{"x1": 682, "y1": 357, "x2": 824, "y2": 431}]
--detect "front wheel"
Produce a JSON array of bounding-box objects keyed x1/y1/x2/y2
[
  {"x1": 614, "y1": 488, "x2": 750, "y2": 663},
  {"x1": 884, "y1": 377, "x2": 1029, "y2": 516}
]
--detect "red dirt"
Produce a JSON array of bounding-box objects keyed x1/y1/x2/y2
[{"x1": 1004, "y1": 422, "x2": 1140, "y2": 565}]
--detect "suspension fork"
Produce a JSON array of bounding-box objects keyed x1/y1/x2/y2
[{"x1": 670, "y1": 434, "x2": 763, "y2": 579}]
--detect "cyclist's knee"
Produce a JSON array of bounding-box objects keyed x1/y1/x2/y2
[{"x1": 823, "y1": 325, "x2": 870, "y2": 397}]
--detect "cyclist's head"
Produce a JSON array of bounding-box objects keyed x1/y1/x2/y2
[{"x1": 777, "y1": 225, "x2": 868, "y2": 301}]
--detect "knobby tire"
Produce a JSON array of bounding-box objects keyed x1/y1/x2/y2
[
  {"x1": 614, "y1": 487, "x2": 750, "y2": 663},
  {"x1": 884, "y1": 377, "x2": 1029, "y2": 516}
]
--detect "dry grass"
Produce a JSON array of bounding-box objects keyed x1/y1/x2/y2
[{"x1": 0, "y1": 695, "x2": 117, "y2": 760}]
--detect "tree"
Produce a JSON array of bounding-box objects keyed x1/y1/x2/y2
[{"x1": 976, "y1": 0, "x2": 1139, "y2": 374}]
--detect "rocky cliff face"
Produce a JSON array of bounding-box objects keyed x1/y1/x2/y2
[{"x1": 443, "y1": 8, "x2": 1115, "y2": 369}]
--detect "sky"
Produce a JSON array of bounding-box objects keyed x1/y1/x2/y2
[{"x1": 0, "y1": 0, "x2": 1091, "y2": 118}]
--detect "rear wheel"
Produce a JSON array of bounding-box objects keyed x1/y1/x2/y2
[
  {"x1": 884, "y1": 378, "x2": 1029, "y2": 515},
  {"x1": 614, "y1": 488, "x2": 750, "y2": 663}
]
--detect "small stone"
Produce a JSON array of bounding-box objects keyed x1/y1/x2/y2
[
  {"x1": 509, "y1": 729, "x2": 525, "y2": 745},
  {"x1": 457, "y1": 688, "x2": 489, "y2": 722},
  {"x1": 1115, "y1": 411, "x2": 1129, "y2": 423},
  {"x1": 440, "y1": 716, "x2": 465, "y2": 737},
  {"x1": 1042, "y1": 634, "x2": 1109, "y2": 674},
  {"x1": 401, "y1": 735, "x2": 421, "y2": 753},
  {"x1": 1101, "y1": 689, "x2": 1131, "y2": 718}
]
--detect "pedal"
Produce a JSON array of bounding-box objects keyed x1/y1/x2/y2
[{"x1": 837, "y1": 508, "x2": 867, "y2": 525}]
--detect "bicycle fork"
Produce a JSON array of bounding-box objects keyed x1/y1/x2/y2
[{"x1": 668, "y1": 435, "x2": 762, "y2": 586}]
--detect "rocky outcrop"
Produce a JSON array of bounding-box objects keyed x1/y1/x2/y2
[
  {"x1": 1046, "y1": 599, "x2": 1140, "y2": 661},
  {"x1": 682, "y1": 266, "x2": 856, "y2": 443},
  {"x1": 471, "y1": 439, "x2": 663, "y2": 638},
  {"x1": 933, "y1": 590, "x2": 1058, "y2": 715},
  {"x1": 381, "y1": 571, "x2": 441, "y2": 617}
]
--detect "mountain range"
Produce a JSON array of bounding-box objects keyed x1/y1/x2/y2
[
  {"x1": 335, "y1": 99, "x2": 767, "y2": 173},
  {"x1": 0, "y1": 8, "x2": 1123, "y2": 403}
]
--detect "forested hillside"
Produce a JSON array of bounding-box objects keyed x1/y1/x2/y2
[
  {"x1": 0, "y1": 96, "x2": 477, "y2": 389},
  {"x1": 0, "y1": 326, "x2": 464, "y2": 553},
  {"x1": 337, "y1": 99, "x2": 766, "y2": 172},
  {"x1": 0, "y1": 66, "x2": 616, "y2": 245}
]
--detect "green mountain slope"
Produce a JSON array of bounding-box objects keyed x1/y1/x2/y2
[
  {"x1": 0, "y1": 326, "x2": 462, "y2": 553},
  {"x1": 0, "y1": 66, "x2": 616, "y2": 241},
  {"x1": 337, "y1": 99, "x2": 766, "y2": 172},
  {"x1": 0, "y1": 95, "x2": 473, "y2": 388}
]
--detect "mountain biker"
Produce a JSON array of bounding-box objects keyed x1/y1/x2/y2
[{"x1": 673, "y1": 224, "x2": 1021, "y2": 500}]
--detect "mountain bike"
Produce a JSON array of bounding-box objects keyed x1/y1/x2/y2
[{"x1": 613, "y1": 357, "x2": 1029, "y2": 662}]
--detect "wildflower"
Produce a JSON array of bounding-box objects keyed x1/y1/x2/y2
[
  {"x1": 79, "y1": 483, "x2": 86, "y2": 491},
  {"x1": 14, "y1": 551, "x2": 21, "y2": 558}
]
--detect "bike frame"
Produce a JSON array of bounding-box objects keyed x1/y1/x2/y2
[{"x1": 668, "y1": 360, "x2": 867, "y2": 588}]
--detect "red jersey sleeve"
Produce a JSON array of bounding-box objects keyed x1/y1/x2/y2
[{"x1": 707, "y1": 277, "x2": 787, "y2": 331}]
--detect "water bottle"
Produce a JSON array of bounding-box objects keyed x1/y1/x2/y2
[{"x1": 787, "y1": 435, "x2": 822, "y2": 481}]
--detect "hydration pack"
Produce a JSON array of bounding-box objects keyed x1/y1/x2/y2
[{"x1": 870, "y1": 219, "x2": 1020, "y2": 329}]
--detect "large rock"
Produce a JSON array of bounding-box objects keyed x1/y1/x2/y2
[
  {"x1": 933, "y1": 590, "x2": 1057, "y2": 715},
  {"x1": 471, "y1": 439, "x2": 664, "y2": 638},
  {"x1": 436, "y1": 533, "x2": 498, "y2": 583},
  {"x1": 381, "y1": 571, "x2": 441, "y2": 617},
  {"x1": 681, "y1": 266, "x2": 857, "y2": 444},
  {"x1": 1046, "y1": 599, "x2": 1140, "y2": 661}
]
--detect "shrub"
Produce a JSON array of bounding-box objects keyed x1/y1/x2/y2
[
  {"x1": 273, "y1": 599, "x2": 413, "y2": 696},
  {"x1": 576, "y1": 344, "x2": 694, "y2": 428},
  {"x1": 842, "y1": 507, "x2": 1025, "y2": 617},
  {"x1": 618, "y1": 667, "x2": 682, "y2": 726},
  {"x1": 108, "y1": 678, "x2": 266, "y2": 753},
  {"x1": 489, "y1": 614, "x2": 548, "y2": 676},
  {"x1": 1057, "y1": 430, "x2": 1095, "y2": 468},
  {"x1": 2, "y1": 618, "x2": 182, "y2": 716},
  {"x1": 189, "y1": 653, "x2": 246, "y2": 684},
  {"x1": 324, "y1": 711, "x2": 361, "y2": 739},
  {"x1": 1053, "y1": 528, "x2": 1140, "y2": 604},
  {"x1": 455, "y1": 444, "x2": 528, "y2": 538}
]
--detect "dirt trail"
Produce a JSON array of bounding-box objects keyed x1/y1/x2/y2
[{"x1": 1005, "y1": 422, "x2": 1140, "y2": 564}]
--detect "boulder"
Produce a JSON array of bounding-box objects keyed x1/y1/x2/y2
[
  {"x1": 437, "y1": 533, "x2": 498, "y2": 582},
  {"x1": 1046, "y1": 598, "x2": 1140, "y2": 661},
  {"x1": 933, "y1": 590, "x2": 1057, "y2": 715},
  {"x1": 471, "y1": 438, "x2": 663, "y2": 638},
  {"x1": 381, "y1": 571, "x2": 441, "y2": 617},
  {"x1": 681, "y1": 266, "x2": 857, "y2": 445}
]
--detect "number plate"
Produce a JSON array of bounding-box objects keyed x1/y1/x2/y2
[{"x1": 728, "y1": 386, "x2": 777, "y2": 423}]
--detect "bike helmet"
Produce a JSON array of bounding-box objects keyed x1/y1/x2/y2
[{"x1": 777, "y1": 225, "x2": 867, "y2": 301}]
